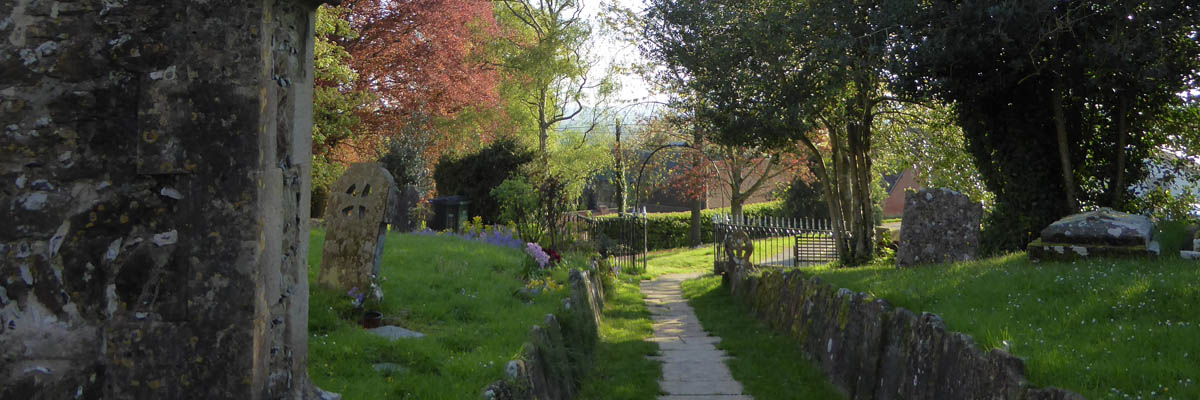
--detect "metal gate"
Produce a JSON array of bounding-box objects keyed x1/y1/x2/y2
[
  {"x1": 713, "y1": 215, "x2": 838, "y2": 268},
  {"x1": 571, "y1": 212, "x2": 647, "y2": 274}
]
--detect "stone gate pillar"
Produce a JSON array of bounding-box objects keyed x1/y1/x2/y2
[{"x1": 1, "y1": 1, "x2": 327, "y2": 398}]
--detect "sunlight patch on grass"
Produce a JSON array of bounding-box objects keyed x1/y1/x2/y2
[
  {"x1": 307, "y1": 230, "x2": 567, "y2": 399},
  {"x1": 576, "y1": 273, "x2": 662, "y2": 399}
]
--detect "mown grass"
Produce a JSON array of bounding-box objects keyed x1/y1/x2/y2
[
  {"x1": 635, "y1": 245, "x2": 715, "y2": 279},
  {"x1": 682, "y1": 276, "x2": 845, "y2": 400},
  {"x1": 576, "y1": 272, "x2": 663, "y2": 399},
  {"x1": 807, "y1": 254, "x2": 1200, "y2": 399},
  {"x1": 307, "y1": 230, "x2": 569, "y2": 399}
]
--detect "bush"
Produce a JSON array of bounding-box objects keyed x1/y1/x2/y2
[
  {"x1": 781, "y1": 177, "x2": 827, "y2": 220},
  {"x1": 433, "y1": 139, "x2": 534, "y2": 224},
  {"x1": 379, "y1": 135, "x2": 432, "y2": 194},
  {"x1": 593, "y1": 201, "x2": 786, "y2": 251}
]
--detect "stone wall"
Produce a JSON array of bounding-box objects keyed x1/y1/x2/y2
[
  {"x1": 726, "y1": 269, "x2": 1084, "y2": 400},
  {"x1": 483, "y1": 269, "x2": 606, "y2": 400},
  {"x1": 1, "y1": 1, "x2": 324, "y2": 398}
]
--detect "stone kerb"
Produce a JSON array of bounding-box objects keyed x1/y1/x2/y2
[
  {"x1": 728, "y1": 270, "x2": 1084, "y2": 400},
  {"x1": 896, "y1": 188, "x2": 982, "y2": 267},
  {"x1": 318, "y1": 163, "x2": 398, "y2": 301}
]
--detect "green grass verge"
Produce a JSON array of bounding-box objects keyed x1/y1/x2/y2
[
  {"x1": 807, "y1": 254, "x2": 1200, "y2": 399},
  {"x1": 307, "y1": 230, "x2": 568, "y2": 399},
  {"x1": 576, "y1": 273, "x2": 663, "y2": 399},
  {"x1": 681, "y1": 275, "x2": 845, "y2": 400}
]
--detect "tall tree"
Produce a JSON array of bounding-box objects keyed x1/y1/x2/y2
[
  {"x1": 496, "y1": 0, "x2": 601, "y2": 154},
  {"x1": 313, "y1": 5, "x2": 374, "y2": 212},
  {"x1": 892, "y1": 0, "x2": 1200, "y2": 252},
  {"x1": 644, "y1": 0, "x2": 903, "y2": 265},
  {"x1": 339, "y1": 0, "x2": 506, "y2": 164}
]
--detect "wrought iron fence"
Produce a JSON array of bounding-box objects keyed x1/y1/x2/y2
[
  {"x1": 563, "y1": 211, "x2": 647, "y2": 274},
  {"x1": 713, "y1": 214, "x2": 838, "y2": 269}
]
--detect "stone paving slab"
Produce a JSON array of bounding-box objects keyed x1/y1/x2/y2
[{"x1": 642, "y1": 273, "x2": 751, "y2": 400}]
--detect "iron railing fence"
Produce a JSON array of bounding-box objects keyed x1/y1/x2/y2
[
  {"x1": 563, "y1": 211, "x2": 648, "y2": 274},
  {"x1": 713, "y1": 214, "x2": 839, "y2": 269}
]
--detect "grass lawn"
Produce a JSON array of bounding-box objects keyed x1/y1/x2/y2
[
  {"x1": 682, "y1": 276, "x2": 845, "y2": 400},
  {"x1": 307, "y1": 230, "x2": 569, "y2": 399},
  {"x1": 635, "y1": 245, "x2": 715, "y2": 279},
  {"x1": 576, "y1": 273, "x2": 663, "y2": 399},
  {"x1": 807, "y1": 254, "x2": 1200, "y2": 399}
]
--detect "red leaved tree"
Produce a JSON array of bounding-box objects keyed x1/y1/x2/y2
[{"x1": 334, "y1": 0, "x2": 510, "y2": 167}]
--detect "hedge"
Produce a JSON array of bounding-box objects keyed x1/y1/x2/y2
[{"x1": 592, "y1": 201, "x2": 786, "y2": 251}]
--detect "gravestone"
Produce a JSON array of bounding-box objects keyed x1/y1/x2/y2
[
  {"x1": 1028, "y1": 208, "x2": 1156, "y2": 262},
  {"x1": 389, "y1": 184, "x2": 422, "y2": 232},
  {"x1": 0, "y1": 1, "x2": 331, "y2": 398},
  {"x1": 318, "y1": 163, "x2": 397, "y2": 301},
  {"x1": 718, "y1": 230, "x2": 755, "y2": 279},
  {"x1": 897, "y1": 188, "x2": 982, "y2": 267}
]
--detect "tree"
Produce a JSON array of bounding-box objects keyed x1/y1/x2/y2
[
  {"x1": 339, "y1": 0, "x2": 506, "y2": 166},
  {"x1": 312, "y1": 4, "x2": 374, "y2": 215},
  {"x1": 892, "y1": 0, "x2": 1200, "y2": 252},
  {"x1": 643, "y1": 0, "x2": 904, "y2": 265},
  {"x1": 495, "y1": 0, "x2": 606, "y2": 155},
  {"x1": 872, "y1": 103, "x2": 992, "y2": 206}
]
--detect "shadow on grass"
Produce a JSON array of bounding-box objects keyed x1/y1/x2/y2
[
  {"x1": 576, "y1": 275, "x2": 663, "y2": 399},
  {"x1": 682, "y1": 275, "x2": 845, "y2": 400}
]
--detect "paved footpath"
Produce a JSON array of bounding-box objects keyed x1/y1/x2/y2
[{"x1": 642, "y1": 273, "x2": 752, "y2": 400}]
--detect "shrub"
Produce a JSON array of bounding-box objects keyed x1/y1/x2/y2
[
  {"x1": 780, "y1": 177, "x2": 827, "y2": 220},
  {"x1": 433, "y1": 138, "x2": 534, "y2": 224},
  {"x1": 594, "y1": 201, "x2": 787, "y2": 251},
  {"x1": 379, "y1": 135, "x2": 432, "y2": 194}
]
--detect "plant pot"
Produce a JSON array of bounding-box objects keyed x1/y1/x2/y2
[{"x1": 362, "y1": 310, "x2": 383, "y2": 329}]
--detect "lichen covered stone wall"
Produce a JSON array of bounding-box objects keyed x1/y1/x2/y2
[
  {"x1": 728, "y1": 269, "x2": 1084, "y2": 400},
  {"x1": 483, "y1": 269, "x2": 606, "y2": 400},
  {"x1": 1, "y1": 1, "x2": 322, "y2": 398}
]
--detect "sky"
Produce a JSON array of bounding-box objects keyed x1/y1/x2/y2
[{"x1": 579, "y1": 0, "x2": 668, "y2": 115}]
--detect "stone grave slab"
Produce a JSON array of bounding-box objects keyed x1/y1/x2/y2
[
  {"x1": 318, "y1": 163, "x2": 397, "y2": 301},
  {"x1": 368, "y1": 325, "x2": 425, "y2": 340},
  {"x1": 897, "y1": 188, "x2": 982, "y2": 267},
  {"x1": 1028, "y1": 208, "x2": 1156, "y2": 262}
]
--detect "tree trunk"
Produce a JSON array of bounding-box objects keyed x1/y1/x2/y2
[
  {"x1": 690, "y1": 197, "x2": 702, "y2": 247},
  {"x1": 1051, "y1": 78, "x2": 1079, "y2": 212},
  {"x1": 614, "y1": 122, "x2": 625, "y2": 213},
  {"x1": 1111, "y1": 94, "x2": 1130, "y2": 208},
  {"x1": 689, "y1": 129, "x2": 704, "y2": 247}
]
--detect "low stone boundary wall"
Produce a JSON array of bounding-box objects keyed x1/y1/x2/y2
[
  {"x1": 483, "y1": 269, "x2": 606, "y2": 399},
  {"x1": 726, "y1": 269, "x2": 1084, "y2": 400}
]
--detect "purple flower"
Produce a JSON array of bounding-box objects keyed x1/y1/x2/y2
[
  {"x1": 525, "y1": 242, "x2": 551, "y2": 268},
  {"x1": 347, "y1": 287, "x2": 365, "y2": 307}
]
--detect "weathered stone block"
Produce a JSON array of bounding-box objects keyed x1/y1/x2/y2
[
  {"x1": 897, "y1": 188, "x2": 982, "y2": 267},
  {"x1": 1, "y1": 1, "x2": 324, "y2": 398},
  {"x1": 389, "y1": 184, "x2": 422, "y2": 232},
  {"x1": 317, "y1": 163, "x2": 397, "y2": 301}
]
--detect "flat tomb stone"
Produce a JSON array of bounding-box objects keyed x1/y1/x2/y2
[
  {"x1": 368, "y1": 325, "x2": 425, "y2": 340},
  {"x1": 1040, "y1": 208, "x2": 1154, "y2": 246}
]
